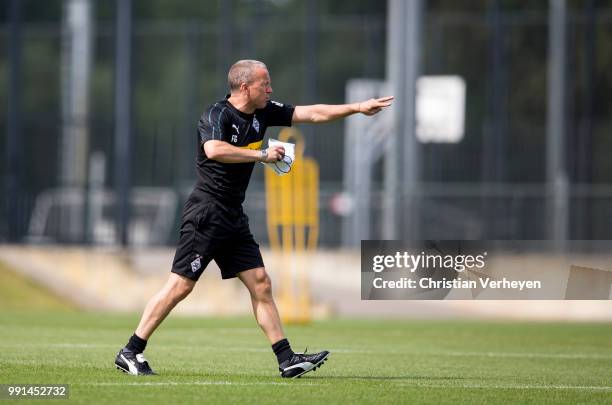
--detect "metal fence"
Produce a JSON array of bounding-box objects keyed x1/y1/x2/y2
[
  {"x1": 11, "y1": 182, "x2": 612, "y2": 247},
  {"x1": 2, "y1": 1, "x2": 612, "y2": 247}
]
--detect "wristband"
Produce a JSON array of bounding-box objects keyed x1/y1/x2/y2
[{"x1": 260, "y1": 149, "x2": 268, "y2": 161}]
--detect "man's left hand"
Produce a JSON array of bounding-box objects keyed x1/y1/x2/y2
[{"x1": 358, "y1": 96, "x2": 394, "y2": 116}]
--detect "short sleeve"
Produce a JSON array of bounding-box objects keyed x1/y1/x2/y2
[
  {"x1": 198, "y1": 104, "x2": 231, "y2": 144},
  {"x1": 260, "y1": 100, "x2": 295, "y2": 127}
]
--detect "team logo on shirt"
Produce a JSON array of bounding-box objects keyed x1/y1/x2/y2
[
  {"x1": 253, "y1": 116, "x2": 260, "y2": 133},
  {"x1": 271, "y1": 100, "x2": 284, "y2": 107}
]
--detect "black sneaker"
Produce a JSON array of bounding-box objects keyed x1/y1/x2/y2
[
  {"x1": 115, "y1": 348, "x2": 156, "y2": 375},
  {"x1": 279, "y1": 350, "x2": 330, "y2": 378}
]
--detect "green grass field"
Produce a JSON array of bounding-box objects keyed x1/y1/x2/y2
[{"x1": 1, "y1": 312, "x2": 611, "y2": 404}]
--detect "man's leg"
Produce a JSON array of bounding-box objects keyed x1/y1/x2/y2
[
  {"x1": 237, "y1": 267, "x2": 330, "y2": 378},
  {"x1": 115, "y1": 273, "x2": 195, "y2": 375},
  {"x1": 237, "y1": 267, "x2": 284, "y2": 343},
  {"x1": 135, "y1": 273, "x2": 196, "y2": 339}
]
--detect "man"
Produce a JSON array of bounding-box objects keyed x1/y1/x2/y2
[{"x1": 115, "y1": 60, "x2": 393, "y2": 378}]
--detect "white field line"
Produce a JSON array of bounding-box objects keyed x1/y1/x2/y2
[
  {"x1": 351, "y1": 349, "x2": 612, "y2": 360},
  {"x1": 399, "y1": 383, "x2": 612, "y2": 391},
  {"x1": 81, "y1": 381, "x2": 317, "y2": 387},
  {"x1": 328, "y1": 348, "x2": 612, "y2": 360},
  {"x1": 436, "y1": 350, "x2": 612, "y2": 360},
  {"x1": 76, "y1": 381, "x2": 612, "y2": 391},
  {"x1": 1, "y1": 343, "x2": 612, "y2": 361}
]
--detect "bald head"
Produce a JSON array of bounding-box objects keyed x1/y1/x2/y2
[{"x1": 228, "y1": 60, "x2": 268, "y2": 93}]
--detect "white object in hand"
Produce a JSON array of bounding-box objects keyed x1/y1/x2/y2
[{"x1": 263, "y1": 139, "x2": 295, "y2": 176}]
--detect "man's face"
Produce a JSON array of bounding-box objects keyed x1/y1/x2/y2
[{"x1": 246, "y1": 68, "x2": 273, "y2": 109}]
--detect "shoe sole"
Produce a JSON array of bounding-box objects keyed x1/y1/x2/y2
[
  {"x1": 116, "y1": 365, "x2": 130, "y2": 374},
  {"x1": 115, "y1": 361, "x2": 133, "y2": 375},
  {"x1": 292, "y1": 352, "x2": 330, "y2": 379},
  {"x1": 115, "y1": 363, "x2": 156, "y2": 376}
]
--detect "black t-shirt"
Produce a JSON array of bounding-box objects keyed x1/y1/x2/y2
[{"x1": 189, "y1": 96, "x2": 295, "y2": 206}]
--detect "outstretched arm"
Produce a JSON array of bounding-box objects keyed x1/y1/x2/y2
[{"x1": 292, "y1": 96, "x2": 394, "y2": 124}]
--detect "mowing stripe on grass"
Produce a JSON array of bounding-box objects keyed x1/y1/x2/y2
[
  {"x1": 400, "y1": 383, "x2": 612, "y2": 391},
  {"x1": 2, "y1": 343, "x2": 611, "y2": 361}
]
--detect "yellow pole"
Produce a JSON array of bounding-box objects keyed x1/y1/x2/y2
[{"x1": 265, "y1": 128, "x2": 319, "y2": 324}]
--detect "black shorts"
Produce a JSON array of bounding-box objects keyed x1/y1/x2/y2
[{"x1": 171, "y1": 199, "x2": 264, "y2": 281}]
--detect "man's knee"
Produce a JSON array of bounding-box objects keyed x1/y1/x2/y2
[
  {"x1": 167, "y1": 274, "x2": 195, "y2": 301},
  {"x1": 253, "y1": 270, "x2": 273, "y2": 301}
]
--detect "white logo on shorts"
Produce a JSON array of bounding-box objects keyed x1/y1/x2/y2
[{"x1": 190, "y1": 257, "x2": 201, "y2": 272}]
